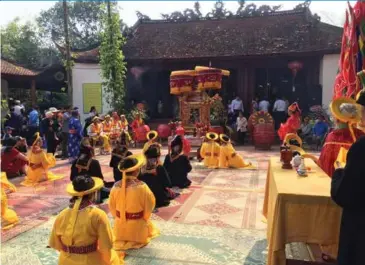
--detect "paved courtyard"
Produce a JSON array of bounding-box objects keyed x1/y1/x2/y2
[{"x1": 1, "y1": 146, "x2": 284, "y2": 265}]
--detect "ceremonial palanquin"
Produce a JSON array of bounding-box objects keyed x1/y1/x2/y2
[{"x1": 170, "y1": 66, "x2": 229, "y2": 134}]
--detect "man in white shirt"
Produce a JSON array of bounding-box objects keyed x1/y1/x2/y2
[
  {"x1": 231, "y1": 96, "x2": 244, "y2": 117},
  {"x1": 13, "y1": 100, "x2": 24, "y2": 116},
  {"x1": 272, "y1": 96, "x2": 287, "y2": 129},
  {"x1": 258, "y1": 98, "x2": 270, "y2": 112}
]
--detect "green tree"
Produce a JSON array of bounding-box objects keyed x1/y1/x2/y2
[
  {"x1": 1, "y1": 18, "x2": 59, "y2": 68},
  {"x1": 37, "y1": 1, "x2": 106, "y2": 50},
  {"x1": 100, "y1": 1, "x2": 127, "y2": 112}
]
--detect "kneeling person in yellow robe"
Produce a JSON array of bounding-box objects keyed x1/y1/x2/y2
[
  {"x1": 200, "y1": 132, "x2": 220, "y2": 169},
  {"x1": 49, "y1": 175, "x2": 122, "y2": 265},
  {"x1": 109, "y1": 154, "x2": 159, "y2": 250},
  {"x1": 21, "y1": 133, "x2": 63, "y2": 187},
  {"x1": 219, "y1": 134, "x2": 253, "y2": 169},
  {"x1": 1, "y1": 173, "x2": 19, "y2": 230}
]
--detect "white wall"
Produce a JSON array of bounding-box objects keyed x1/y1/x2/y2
[
  {"x1": 319, "y1": 54, "x2": 340, "y2": 108},
  {"x1": 72, "y1": 63, "x2": 112, "y2": 123}
]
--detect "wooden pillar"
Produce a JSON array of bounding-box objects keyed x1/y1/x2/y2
[
  {"x1": 31, "y1": 79, "x2": 36, "y2": 106},
  {"x1": 247, "y1": 67, "x2": 255, "y2": 112},
  {"x1": 236, "y1": 66, "x2": 245, "y2": 101}
]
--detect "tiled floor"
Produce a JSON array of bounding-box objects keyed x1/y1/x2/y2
[{"x1": 1, "y1": 145, "x2": 281, "y2": 265}]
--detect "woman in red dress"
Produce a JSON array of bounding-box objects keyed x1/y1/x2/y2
[
  {"x1": 278, "y1": 102, "x2": 301, "y2": 141},
  {"x1": 1, "y1": 137, "x2": 29, "y2": 177}
]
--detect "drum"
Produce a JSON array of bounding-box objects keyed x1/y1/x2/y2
[
  {"x1": 134, "y1": 125, "x2": 150, "y2": 143},
  {"x1": 157, "y1": 124, "x2": 171, "y2": 139},
  {"x1": 252, "y1": 123, "x2": 275, "y2": 150}
]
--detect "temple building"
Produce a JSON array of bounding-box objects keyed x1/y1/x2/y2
[
  {"x1": 69, "y1": 8, "x2": 342, "y2": 120},
  {"x1": 1, "y1": 57, "x2": 67, "y2": 112}
]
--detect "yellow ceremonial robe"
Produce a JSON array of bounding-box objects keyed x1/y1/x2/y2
[
  {"x1": 219, "y1": 143, "x2": 252, "y2": 168},
  {"x1": 21, "y1": 149, "x2": 62, "y2": 187},
  {"x1": 49, "y1": 206, "x2": 121, "y2": 265},
  {"x1": 1, "y1": 174, "x2": 19, "y2": 230},
  {"x1": 108, "y1": 177, "x2": 159, "y2": 250},
  {"x1": 90, "y1": 123, "x2": 111, "y2": 153},
  {"x1": 200, "y1": 141, "x2": 220, "y2": 168}
]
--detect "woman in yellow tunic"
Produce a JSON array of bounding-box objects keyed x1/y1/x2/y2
[
  {"x1": 218, "y1": 134, "x2": 253, "y2": 169},
  {"x1": 120, "y1": 115, "x2": 132, "y2": 142},
  {"x1": 1, "y1": 172, "x2": 19, "y2": 230},
  {"x1": 49, "y1": 175, "x2": 122, "y2": 265},
  {"x1": 89, "y1": 117, "x2": 111, "y2": 154},
  {"x1": 21, "y1": 133, "x2": 63, "y2": 187},
  {"x1": 109, "y1": 154, "x2": 159, "y2": 250},
  {"x1": 200, "y1": 132, "x2": 220, "y2": 169}
]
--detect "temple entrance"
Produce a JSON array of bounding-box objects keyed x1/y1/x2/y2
[{"x1": 254, "y1": 67, "x2": 308, "y2": 108}]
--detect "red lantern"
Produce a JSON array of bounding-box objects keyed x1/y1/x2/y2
[{"x1": 288, "y1": 61, "x2": 303, "y2": 77}]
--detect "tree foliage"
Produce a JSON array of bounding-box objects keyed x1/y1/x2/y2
[
  {"x1": 99, "y1": 1, "x2": 127, "y2": 112},
  {"x1": 37, "y1": 1, "x2": 106, "y2": 50},
  {"x1": 137, "y1": 0, "x2": 317, "y2": 22},
  {"x1": 1, "y1": 18, "x2": 60, "y2": 69}
]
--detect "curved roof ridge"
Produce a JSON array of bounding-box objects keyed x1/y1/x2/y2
[{"x1": 138, "y1": 8, "x2": 308, "y2": 25}]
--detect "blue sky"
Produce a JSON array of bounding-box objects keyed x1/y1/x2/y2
[{"x1": 0, "y1": 1, "x2": 349, "y2": 27}]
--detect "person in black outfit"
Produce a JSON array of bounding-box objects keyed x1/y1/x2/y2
[
  {"x1": 70, "y1": 139, "x2": 111, "y2": 202},
  {"x1": 40, "y1": 111, "x2": 59, "y2": 154},
  {"x1": 109, "y1": 142, "x2": 132, "y2": 182},
  {"x1": 330, "y1": 91, "x2": 365, "y2": 265},
  {"x1": 163, "y1": 135, "x2": 192, "y2": 188},
  {"x1": 139, "y1": 144, "x2": 174, "y2": 208}
]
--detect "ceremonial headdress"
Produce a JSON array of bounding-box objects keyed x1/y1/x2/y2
[
  {"x1": 356, "y1": 90, "x2": 365, "y2": 107},
  {"x1": 118, "y1": 154, "x2": 146, "y2": 223},
  {"x1": 330, "y1": 97, "x2": 362, "y2": 123},
  {"x1": 176, "y1": 126, "x2": 185, "y2": 136},
  {"x1": 206, "y1": 132, "x2": 219, "y2": 141},
  {"x1": 170, "y1": 135, "x2": 183, "y2": 159},
  {"x1": 219, "y1": 134, "x2": 231, "y2": 143},
  {"x1": 64, "y1": 175, "x2": 103, "y2": 245},
  {"x1": 288, "y1": 102, "x2": 301, "y2": 114},
  {"x1": 32, "y1": 132, "x2": 42, "y2": 147},
  {"x1": 330, "y1": 97, "x2": 362, "y2": 142},
  {"x1": 144, "y1": 144, "x2": 161, "y2": 158},
  {"x1": 146, "y1": 130, "x2": 158, "y2": 141},
  {"x1": 92, "y1": 116, "x2": 101, "y2": 122},
  {"x1": 284, "y1": 133, "x2": 303, "y2": 148}
]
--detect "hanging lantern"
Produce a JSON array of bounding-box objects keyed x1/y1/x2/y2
[{"x1": 288, "y1": 61, "x2": 303, "y2": 77}]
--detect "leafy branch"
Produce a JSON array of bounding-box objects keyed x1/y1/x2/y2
[{"x1": 99, "y1": 1, "x2": 127, "y2": 112}]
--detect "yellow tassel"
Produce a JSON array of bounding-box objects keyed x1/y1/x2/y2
[
  {"x1": 120, "y1": 172, "x2": 127, "y2": 224},
  {"x1": 63, "y1": 197, "x2": 82, "y2": 246}
]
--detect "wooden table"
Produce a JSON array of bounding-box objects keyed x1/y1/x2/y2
[{"x1": 263, "y1": 157, "x2": 342, "y2": 265}]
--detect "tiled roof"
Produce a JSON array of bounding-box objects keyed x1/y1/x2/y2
[
  {"x1": 1, "y1": 58, "x2": 38, "y2": 76},
  {"x1": 66, "y1": 9, "x2": 342, "y2": 63}
]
